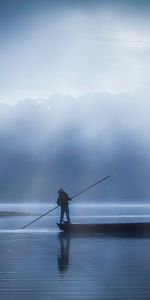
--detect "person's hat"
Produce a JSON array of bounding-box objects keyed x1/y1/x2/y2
[{"x1": 57, "y1": 188, "x2": 64, "y2": 193}]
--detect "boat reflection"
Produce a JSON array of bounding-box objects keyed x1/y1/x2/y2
[
  {"x1": 57, "y1": 233, "x2": 70, "y2": 272},
  {"x1": 56, "y1": 232, "x2": 150, "y2": 299}
]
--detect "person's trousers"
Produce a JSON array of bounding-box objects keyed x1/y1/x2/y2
[{"x1": 60, "y1": 206, "x2": 70, "y2": 223}]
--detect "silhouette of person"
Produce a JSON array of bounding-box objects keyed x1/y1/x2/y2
[
  {"x1": 57, "y1": 188, "x2": 71, "y2": 223},
  {"x1": 57, "y1": 233, "x2": 70, "y2": 272}
]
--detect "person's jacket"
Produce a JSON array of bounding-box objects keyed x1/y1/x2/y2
[{"x1": 57, "y1": 191, "x2": 70, "y2": 207}]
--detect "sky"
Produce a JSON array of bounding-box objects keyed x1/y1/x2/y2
[{"x1": 0, "y1": 0, "x2": 150, "y2": 103}]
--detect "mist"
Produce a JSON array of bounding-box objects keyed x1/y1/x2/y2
[{"x1": 0, "y1": 92, "x2": 149, "y2": 204}]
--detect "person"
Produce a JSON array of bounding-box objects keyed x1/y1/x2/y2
[{"x1": 57, "y1": 188, "x2": 71, "y2": 223}]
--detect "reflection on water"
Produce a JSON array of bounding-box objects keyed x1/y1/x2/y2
[
  {"x1": 58, "y1": 233, "x2": 70, "y2": 272},
  {"x1": 57, "y1": 232, "x2": 150, "y2": 299},
  {"x1": 0, "y1": 217, "x2": 150, "y2": 299}
]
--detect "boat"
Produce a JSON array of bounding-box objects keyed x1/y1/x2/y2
[{"x1": 57, "y1": 222, "x2": 150, "y2": 235}]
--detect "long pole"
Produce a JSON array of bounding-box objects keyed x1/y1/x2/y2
[
  {"x1": 21, "y1": 205, "x2": 59, "y2": 229},
  {"x1": 21, "y1": 175, "x2": 110, "y2": 229},
  {"x1": 71, "y1": 176, "x2": 110, "y2": 200}
]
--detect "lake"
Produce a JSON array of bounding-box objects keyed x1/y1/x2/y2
[{"x1": 0, "y1": 204, "x2": 150, "y2": 299}]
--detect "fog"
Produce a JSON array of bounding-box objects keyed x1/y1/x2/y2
[
  {"x1": 0, "y1": 0, "x2": 150, "y2": 203},
  {"x1": 0, "y1": 93, "x2": 149, "y2": 203}
]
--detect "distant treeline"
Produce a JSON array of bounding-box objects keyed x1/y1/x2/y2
[{"x1": 0, "y1": 211, "x2": 39, "y2": 217}]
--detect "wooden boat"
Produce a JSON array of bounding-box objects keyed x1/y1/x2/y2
[{"x1": 57, "y1": 222, "x2": 150, "y2": 235}]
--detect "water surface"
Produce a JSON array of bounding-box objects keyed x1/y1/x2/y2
[{"x1": 0, "y1": 213, "x2": 150, "y2": 299}]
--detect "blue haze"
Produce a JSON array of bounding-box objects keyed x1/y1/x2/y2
[{"x1": 0, "y1": 93, "x2": 149, "y2": 203}]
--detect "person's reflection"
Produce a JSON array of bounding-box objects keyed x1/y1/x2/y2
[{"x1": 57, "y1": 233, "x2": 70, "y2": 272}]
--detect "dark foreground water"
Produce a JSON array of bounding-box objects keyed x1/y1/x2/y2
[{"x1": 0, "y1": 214, "x2": 150, "y2": 300}]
